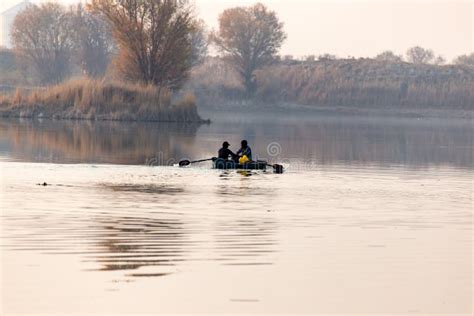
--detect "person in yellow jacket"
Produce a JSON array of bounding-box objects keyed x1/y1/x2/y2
[{"x1": 236, "y1": 140, "x2": 252, "y2": 164}]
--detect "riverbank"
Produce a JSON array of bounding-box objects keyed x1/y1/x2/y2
[
  {"x1": 0, "y1": 79, "x2": 205, "y2": 122},
  {"x1": 189, "y1": 57, "x2": 474, "y2": 119}
]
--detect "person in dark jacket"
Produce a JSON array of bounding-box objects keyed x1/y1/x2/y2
[
  {"x1": 236, "y1": 140, "x2": 252, "y2": 161},
  {"x1": 218, "y1": 141, "x2": 238, "y2": 160}
]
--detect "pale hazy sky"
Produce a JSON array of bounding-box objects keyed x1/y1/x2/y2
[{"x1": 1, "y1": 0, "x2": 472, "y2": 61}]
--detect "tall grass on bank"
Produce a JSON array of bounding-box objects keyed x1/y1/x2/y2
[
  {"x1": 0, "y1": 78, "x2": 202, "y2": 122},
  {"x1": 255, "y1": 60, "x2": 474, "y2": 109},
  {"x1": 188, "y1": 57, "x2": 474, "y2": 110}
]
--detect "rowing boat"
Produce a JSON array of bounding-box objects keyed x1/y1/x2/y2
[
  {"x1": 213, "y1": 158, "x2": 267, "y2": 170},
  {"x1": 179, "y1": 157, "x2": 283, "y2": 173}
]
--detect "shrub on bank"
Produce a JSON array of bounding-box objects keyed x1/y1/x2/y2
[{"x1": 0, "y1": 78, "x2": 203, "y2": 122}]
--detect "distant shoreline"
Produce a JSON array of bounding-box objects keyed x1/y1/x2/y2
[
  {"x1": 0, "y1": 106, "x2": 210, "y2": 123},
  {"x1": 0, "y1": 101, "x2": 471, "y2": 122},
  {"x1": 198, "y1": 101, "x2": 473, "y2": 120},
  {"x1": 0, "y1": 112, "x2": 210, "y2": 124}
]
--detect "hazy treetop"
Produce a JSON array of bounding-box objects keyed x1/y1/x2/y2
[{"x1": 1, "y1": 0, "x2": 472, "y2": 61}]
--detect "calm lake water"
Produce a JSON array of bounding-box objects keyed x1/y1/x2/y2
[{"x1": 0, "y1": 113, "x2": 472, "y2": 314}]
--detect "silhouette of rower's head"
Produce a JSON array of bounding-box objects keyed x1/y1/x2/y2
[
  {"x1": 241, "y1": 140, "x2": 248, "y2": 148},
  {"x1": 223, "y1": 141, "x2": 230, "y2": 149}
]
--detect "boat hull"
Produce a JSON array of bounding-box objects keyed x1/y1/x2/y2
[{"x1": 213, "y1": 158, "x2": 267, "y2": 170}]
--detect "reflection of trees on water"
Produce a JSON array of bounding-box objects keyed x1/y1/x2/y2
[
  {"x1": 301, "y1": 121, "x2": 471, "y2": 167},
  {"x1": 0, "y1": 116, "x2": 471, "y2": 168},
  {"x1": 1, "y1": 177, "x2": 280, "y2": 278},
  {"x1": 242, "y1": 118, "x2": 473, "y2": 168},
  {"x1": 90, "y1": 215, "x2": 188, "y2": 274},
  {"x1": 0, "y1": 119, "x2": 201, "y2": 165},
  {"x1": 0, "y1": 210, "x2": 189, "y2": 276},
  {"x1": 91, "y1": 215, "x2": 278, "y2": 272},
  {"x1": 92, "y1": 180, "x2": 280, "y2": 271}
]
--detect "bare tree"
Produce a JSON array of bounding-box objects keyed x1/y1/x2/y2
[
  {"x1": 190, "y1": 19, "x2": 208, "y2": 67},
  {"x1": 11, "y1": 3, "x2": 76, "y2": 84},
  {"x1": 73, "y1": 4, "x2": 114, "y2": 78},
  {"x1": 89, "y1": 0, "x2": 199, "y2": 89},
  {"x1": 375, "y1": 51, "x2": 403, "y2": 63},
  {"x1": 453, "y1": 53, "x2": 474, "y2": 66},
  {"x1": 212, "y1": 3, "x2": 286, "y2": 96},
  {"x1": 433, "y1": 55, "x2": 446, "y2": 65},
  {"x1": 406, "y1": 46, "x2": 435, "y2": 64}
]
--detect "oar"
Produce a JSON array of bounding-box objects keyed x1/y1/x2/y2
[
  {"x1": 258, "y1": 161, "x2": 284, "y2": 174},
  {"x1": 179, "y1": 158, "x2": 215, "y2": 167},
  {"x1": 269, "y1": 163, "x2": 284, "y2": 174}
]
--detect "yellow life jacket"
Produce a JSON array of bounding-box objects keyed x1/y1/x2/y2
[{"x1": 239, "y1": 155, "x2": 250, "y2": 164}]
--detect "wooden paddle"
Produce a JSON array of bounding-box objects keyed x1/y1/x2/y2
[{"x1": 178, "y1": 158, "x2": 215, "y2": 167}]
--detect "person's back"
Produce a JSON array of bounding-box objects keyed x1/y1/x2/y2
[
  {"x1": 218, "y1": 141, "x2": 237, "y2": 160},
  {"x1": 237, "y1": 140, "x2": 252, "y2": 161}
]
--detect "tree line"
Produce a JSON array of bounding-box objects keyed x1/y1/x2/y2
[
  {"x1": 9, "y1": 0, "x2": 286, "y2": 96},
  {"x1": 9, "y1": 0, "x2": 208, "y2": 87},
  {"x1": 11, "y1": 3, "x2": 113, "y2": 84},
  {"x1": 375, "y1": 48, "x2": 474, "y2": 66},
  {"x1": 4, "y1": 0, "x2": 474, "y2": 100}
]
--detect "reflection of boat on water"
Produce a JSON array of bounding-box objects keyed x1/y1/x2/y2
[{"x1": 213, "y1": 158, "x2": 267, "y2": 171}]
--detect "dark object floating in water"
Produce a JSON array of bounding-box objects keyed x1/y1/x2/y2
[{"x1": 37, "y1": 182, "x2": 48, "y2": 186}]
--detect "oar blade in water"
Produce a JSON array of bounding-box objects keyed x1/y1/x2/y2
[
  {"x1": 273, "y1": 164, "x2": 284, "y2": 174},
  {"x1": 178, "y1": 160, "x2": 191, "y2": 167}
]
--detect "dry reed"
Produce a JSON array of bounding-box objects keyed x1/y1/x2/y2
[{"x1": 0, "y1": 78, "x2": 203, "y2": 122}]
